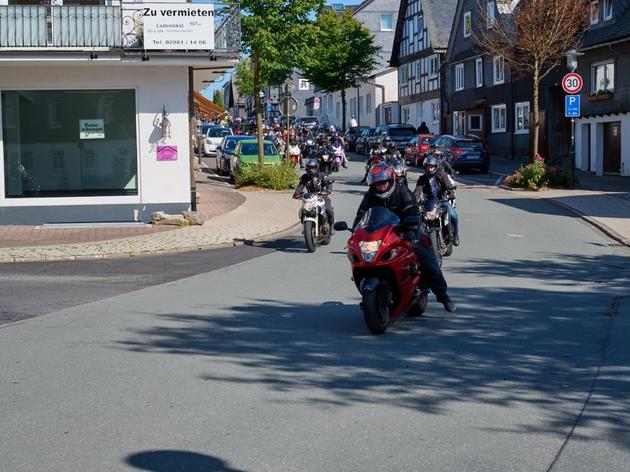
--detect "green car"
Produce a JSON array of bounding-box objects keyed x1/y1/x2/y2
[{"x1": 229, "y1": 139, "x2": 282, "y2": 182}]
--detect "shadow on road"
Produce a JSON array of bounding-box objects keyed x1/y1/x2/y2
[
  {"x1": 126, "y1": 450, "x2": 247, "y2": 472},
  {"x1": 117, "y1": 253, "x2": 630, "y2": 453}
]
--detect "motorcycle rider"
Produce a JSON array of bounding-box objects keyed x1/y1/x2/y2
[
  {"x1": 293, "y1": 158, "x2": 335, "y2": 234},
  {"x1": 330, "y1": 134, "x2": 348, "y2": 169},
  {"x1": 352, "y1": 163, "x2": 455, "y2": 312},
  {"x1": 414, "y1": 156, "x2": 460, "y2": 246},
  {"x1": 360, "y1": 138, "x2": 386, "y2": 184}
]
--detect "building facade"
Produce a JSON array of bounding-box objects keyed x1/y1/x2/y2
[
  {"x1": 444, "y1": 0, "x2": 569, "y2": 161},
  {"x1": 0, "y1": 0, "x2": 238, "y2": 224},
  {"x1": 575, "y1": 0, "x2": 630, "y2": 176},
  {"x1": 390, "y1": 0, "x2": 458, "y2": 134}
]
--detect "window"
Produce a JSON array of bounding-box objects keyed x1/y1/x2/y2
[
  {"x1": 603, "y1": 0, "x2": 613, "y2": 20},
  {"x1": 380, "y1": 14, "x2": 393, "y2": 31},
  {"x1": 336, "y1": 102, "x2": 340, "y2": 119},
  {"x1": 429, "y1": 55, "x2": 439, "y2": 78},
  {"x1": 431, "y1": 102, "x2": 439, "y2": 123},
  {"x1": 464, "y1": 11, "x2": 472, "y2": 37},
  {"x1": 491, "y1": 104, "x2": 507, "y2": 133},
  {"x1": 487, "y1": 1, "x2": 495, "y2": 28},
  {"x1": 493, "y1": 56, "x2": 505, "y2": 84},
  {"x1": 592, "y1": 60, "x2": 615, "y2": 92},
  {"x1": 366, "y1": 93, "x2": 372, "y2": 114},
  {"x1": 590, "y1": 1, "x2": 600, "y2": 24},
  {"x1": 475, "y1": 58, "x2": 483, "y2": 87},
  {"x1": 327, "y1": 95, "x2": 333, "y2": 113},
  {"x1": 453, "y1": 112, "x2": 465, "y2": 135},
  {"x1": 455, "y1": 63, "x2": 465, "y2": 91},
  {"x1": 515, "y1": 102, "x2": 530, "y2": 133},
  {"x1": 2, "y1": 89, "x2": 138, "y2": 198},
  {"x1": 359, "y1": 96, "x2": 364, "y2": 116},
  {"x1": 407, "y1": 19, "x2": 414, "y2": 38},
  {"x1": 403, "y1": 107, "x2": 410, "y2": 124},
  {"x1": 468, "y1": 114, "x2": 483, "y2": 131}
]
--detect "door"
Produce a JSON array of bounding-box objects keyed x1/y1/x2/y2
[{"x1": 603, "y1": 122, "x2": 621, "y2": 173}]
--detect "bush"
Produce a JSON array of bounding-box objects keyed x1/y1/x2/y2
[
  {"x1": 503, "y1": 154, "x2": 570, "y2": 190},
  {"x1": 234, "y1": 161, "x2": 298, "y2": 190}
]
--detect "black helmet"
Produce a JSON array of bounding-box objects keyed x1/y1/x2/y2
[
  {"x1": 423, "y1": 156, "x2": 439, "y2": 176},
  {"x1": 366, "y1": 163, "x2": 396, "y2": 200},
  {"x1": 305, "y1": 158, "x2": 319, "y2": 176},
  {"x1": 382, "y1": 137, "x2": 393, "y2": 145}
]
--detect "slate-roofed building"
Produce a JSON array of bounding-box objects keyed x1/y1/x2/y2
[{"x1": 575, "y1": 0, "x2": 630, "y2": 176}]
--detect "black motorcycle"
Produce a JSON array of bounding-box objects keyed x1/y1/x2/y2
[{"x1": 420, "y1": 198, "x2": 454, "y2": 263}]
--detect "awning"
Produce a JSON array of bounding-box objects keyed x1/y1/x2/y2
[{"x1": 194, "y1": 91, "x2": 226, "y2": 121}]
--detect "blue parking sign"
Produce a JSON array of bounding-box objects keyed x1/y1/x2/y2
[{"x1": 565, "y1": 95, "x2": 580, "y2": 118}]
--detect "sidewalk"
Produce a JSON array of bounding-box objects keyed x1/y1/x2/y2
[
  {"x1": 489, "y1": 157, "x2": 630, "y2": 247},
  {"x1": 0, "y1": 170, "x2": 300, "y2": 262}
]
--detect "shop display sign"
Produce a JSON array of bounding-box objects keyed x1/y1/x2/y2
[
  {"x1": 157, "y1": 145, "x2": 178, "y2": 161},
  {"x1": 141, "y1": 3, "x2": 215, "y2": 50},
  {"x1": 79, "y1": 119, "x2": 105, "y2": 139}
]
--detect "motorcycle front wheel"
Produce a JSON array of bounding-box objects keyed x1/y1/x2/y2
[
  {"x1": 429, "y1": 230, "x2": 443, "y2": 265},
  {"x1": 304, "y1": 221, "x2": 317, "y2": 253},
  {"x1": 362, "y1": 281, "x2": 391, "y2": 335}
]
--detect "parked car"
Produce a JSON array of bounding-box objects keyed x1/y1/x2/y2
[
  {"x1": 404, "y1": 134, "x2": 436, "y2": 167},
  {"x1": 355, "y1": 127, "x2": 376, "y2": 155},
  {"x1": 294, "y1": 116, "x2": 320, "y2": 131},
  {"x1": 229, "y1": 139, "x2": 282, "y2": 182},
  {"x1": 203, "y1": 126, "x2": 233, "y2": 156},
  {"x1": 373, "y1": 124, "x2": 417, "y2": 153},
  {"x1": 431, "y1": 135, "x2": 490, "y2": 173},
  {"x1": 216, "y1": 135, "x2": 272, "y2": 176},
  {"x1": 343, "y1": 126, "x2": 370, "y2": 152}
]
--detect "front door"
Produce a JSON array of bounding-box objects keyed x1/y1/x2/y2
[{"x1": 603, "y1": 122, "x2": 621, "y2": 173}]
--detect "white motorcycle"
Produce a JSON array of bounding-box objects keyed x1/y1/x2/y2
[{"x1": 299, "y1": 191, "x2": 333, "y2": 253}]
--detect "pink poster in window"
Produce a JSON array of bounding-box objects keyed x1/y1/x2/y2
[{"x1": 157, "y1": 145, "x2": 178, "y2": 161}]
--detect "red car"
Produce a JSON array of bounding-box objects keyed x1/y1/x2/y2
[{"x1": 404, "y1": 134, "x2": 436, "y2": 167}]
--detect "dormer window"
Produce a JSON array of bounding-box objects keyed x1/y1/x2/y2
[
  {"x1": 590, "y1": 1, "x2": 600, "y2": 25},
  {"x1": 603, "y1": 0, "x2": 613, "y2": 20},
  {"x1": 487, "y1": 2, "x2": 495, "y2": 28}
]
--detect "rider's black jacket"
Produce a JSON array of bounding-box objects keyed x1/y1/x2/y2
[
  {"x1": 292, "y1": 171, "x2": 331, "y2": 198},
  {"x1": 352, "y1": 182, "x2": 419, "y2": 232},
  {"x1": 413, "y1": 168, "x2": 457, "y2": 202}
]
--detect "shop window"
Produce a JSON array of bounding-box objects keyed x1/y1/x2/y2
[{"x1": 2, "y1": 89, "x2": 138, "y2": 198}]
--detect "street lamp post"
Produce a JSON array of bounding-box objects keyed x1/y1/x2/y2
[{"x1": 284, "y1": 79, "x2": 295, "y2": 156}]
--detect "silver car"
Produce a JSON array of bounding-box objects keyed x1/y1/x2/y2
[{"x1": 203, "y1": 126, "x2": 233, "y2": 156}]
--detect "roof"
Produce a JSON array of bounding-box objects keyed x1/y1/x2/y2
[
  {"x1": 580, "y1": 0, "x2": 630, "y2": 49},
  {"x1": 390, "y1": 0, "x2": 458, "y2": 66}
]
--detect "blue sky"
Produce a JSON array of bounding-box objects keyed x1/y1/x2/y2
[{"x1": 200, "y1": 0, "x2": 364, "y2": 100}]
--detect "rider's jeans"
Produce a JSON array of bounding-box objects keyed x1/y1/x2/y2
[
  {"x1": 411, "y1": 231, "x2": 449, "y2": 301},
  {"x1": 441, "y1": 201, "x2": 459, "y2": 237}
]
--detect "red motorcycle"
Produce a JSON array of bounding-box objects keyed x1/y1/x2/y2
[{"x1": 335, "y1": 207, "x2": 427, "y2": 335}]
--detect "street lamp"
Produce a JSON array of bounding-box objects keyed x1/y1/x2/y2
[{"x1": 562, "y1": 47, "x2": 584, "y2": 189}]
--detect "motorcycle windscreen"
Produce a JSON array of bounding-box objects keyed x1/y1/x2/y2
[{"x1": 357, "y1": 207, "x2": 400, "y2": 232}]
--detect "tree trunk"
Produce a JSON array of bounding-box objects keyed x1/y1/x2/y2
[
  {"x1": 253, "y1": 52, "x2": 264, "y2": 167},
  {"x1": 531, "y1": 67, "x2": 540, "y2": 162},
  {"x1": 341, "y1": 88, "x2": 346, "y2": 132}
]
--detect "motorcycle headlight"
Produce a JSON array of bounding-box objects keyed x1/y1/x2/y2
[
  {"x1": 359, "y1": 240, "x2": 382, "y2": 263},
  {"x1": 322, "y1": 154, "x2": 329, "y2": 161},
  {"x1": 424, "y1": 210, "x2": 440, "y2": 221},
  {"x1": 303, "y1": 198, "x2": 317, "y2": 212}
]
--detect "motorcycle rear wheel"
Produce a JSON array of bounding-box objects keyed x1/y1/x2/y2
[
  {"x1": 304, "y1": 221, "x2": 317, "y2": 253},
  {"x1": 362, "y1": 281, "x2": 391, "y2": 335}
]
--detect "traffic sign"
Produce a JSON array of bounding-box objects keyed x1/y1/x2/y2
[
  {"x1": 298, "y1": 78, "x2": 310, "y2": 91},
  {"x1": 565, "y1": 95, "x2": 580, "y2": 118},
  {"x1": 313, "y1": 97, "x2": 320, "y2": 110},
  {"x1": 562, "y1": 72, "x2": 583, "y2": 94},
  {"x1": 280, "y1": 96, "x2": 298, "y2": 115}
]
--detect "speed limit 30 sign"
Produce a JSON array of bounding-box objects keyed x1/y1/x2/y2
[{"x1": 562, "y1": 73, "x2": 583, "y2": 94}]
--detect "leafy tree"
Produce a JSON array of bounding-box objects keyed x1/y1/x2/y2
[
  {"x1": 300, "y1": 10, "x2": 380, "y2": 131},
  {"x1": 234, "y1": 58, "x2": 254, "y2": 98},
  {"x1": 212, "y1": 90, "x2": 225, "y2": 110},
  {"x1": 224, "y1": 0, "x2": 323, "y2": 165},
  {"x1": 472, "y1": 0, "x2": 589, "y2": 160}
]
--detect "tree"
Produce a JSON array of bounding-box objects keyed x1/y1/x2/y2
[
  {"x1": 212, "y1": 90, "x2": 225, "y2": 110},
  {"x1": 224, "y1": 0, "x2": 323, "y2": 165},
  {"x1": 472, "y1": 0, "x2": 589, "y2": 160},
  {"x1": 234, "y1": 58, "x2": 254, "y2": 98},
  {"x1": 300, "y1": 10, "x2": 380, "y2": 131}
]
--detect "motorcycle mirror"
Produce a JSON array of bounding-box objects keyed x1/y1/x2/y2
[{"x1": 333, "y1": 221, "x2": 349, "y2": 232}]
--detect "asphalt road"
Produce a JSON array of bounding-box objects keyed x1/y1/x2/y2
[{"x1": 1, "y1": 155, "x2": 629, "y2": 472}]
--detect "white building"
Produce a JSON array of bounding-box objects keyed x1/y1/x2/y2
[{"x1": 0, "y1": 0, "x2": 238, "y2": 224}]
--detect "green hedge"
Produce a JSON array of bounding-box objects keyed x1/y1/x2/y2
[{"x1": 234, "y1": 161, "x2": 299, "y2": 190}]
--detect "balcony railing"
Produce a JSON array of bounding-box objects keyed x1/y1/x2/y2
[{"x1": 0, "y1": 4, "x2": 240, "y2": 53}]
